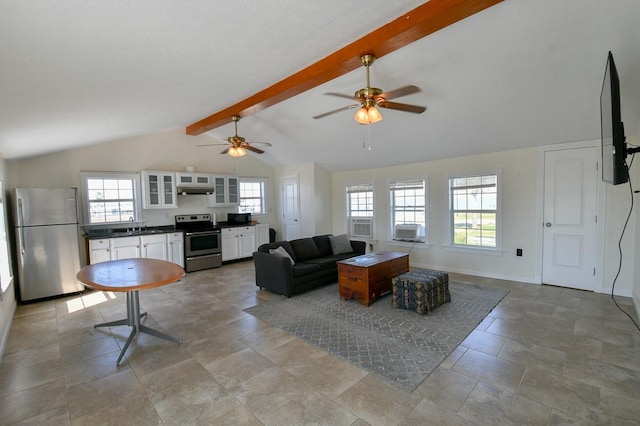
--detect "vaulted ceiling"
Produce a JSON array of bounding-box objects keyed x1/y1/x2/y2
[{"x1": 1, "y1": 0, "x2": 639, "y2": 171}]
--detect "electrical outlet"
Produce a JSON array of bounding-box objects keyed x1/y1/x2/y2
[
  {"x1": 516, "y1": 248, "x2": 523, "y2": 257},
  {"x1": 369, "y1": 244, "x2": 374, "y2": 251}
]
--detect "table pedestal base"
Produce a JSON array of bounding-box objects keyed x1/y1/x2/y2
[{"x1": 94, "y1": 290, "x2": 181, "y2": 365}]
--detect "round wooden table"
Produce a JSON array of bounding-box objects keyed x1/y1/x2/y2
[{"x1": 76, "y1": 258, "x2": 185, "y2": 365}]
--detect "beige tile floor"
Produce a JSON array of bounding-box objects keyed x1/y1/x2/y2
[{"x1": 1, "y1": 260, "x2": 639, "y2": 425}]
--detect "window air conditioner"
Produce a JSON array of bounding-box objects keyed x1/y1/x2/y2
[
  {"x1": 350, "y1": 218, "x2": 373, "y2": 239},
  {"x1": 394, "y1": 224, "x2": 421, "y2": 241}
]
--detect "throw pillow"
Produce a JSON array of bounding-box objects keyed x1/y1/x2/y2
[
  {"x1": 290, "y1": 238, "x2": 320, "y2": 261},
  {"x1": 270, "y1": 246, "x2": 295, "y2": 265},
  {"x1": 329, "y1": 234, "x2": 353, "y2": 255}
]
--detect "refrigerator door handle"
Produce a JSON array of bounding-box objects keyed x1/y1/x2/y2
[{"x1": 18, "y1": 198, "x2": 25, "y2": 254}]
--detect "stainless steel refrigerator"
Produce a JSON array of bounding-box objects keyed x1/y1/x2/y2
[{"x1": 12, "y1": 187, "x2": 84, "y2": 301}]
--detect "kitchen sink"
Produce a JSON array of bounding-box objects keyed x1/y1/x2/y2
[
  {"x1": 110, "y1": 231, "x2": 140, "y2": 237},
  {"x1": 110, "y1": 229, "x2": 164, "y2": 237}
]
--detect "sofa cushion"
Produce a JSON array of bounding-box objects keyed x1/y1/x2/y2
[
  {"x1": 313, "y1": 235, "x2": 333, "y2": 257},
  {"x1": 269, "y1": 246, "x2": 295, "y2": 265},
  {"x1": 258, "y1": 241, "x2": 297, "y2": 261},
  {"x1": 304, "y1": 257, "x2": 340, "y2": 268},
  {"x1": 292, "y1": 262, "x2": 321, "y2": 277},
  {"x1": 329, "y1": 234, "x2": 353, "y2": 255},
  {"x1": 290, "y1": 238, "x2": 321, "y2": 262}
]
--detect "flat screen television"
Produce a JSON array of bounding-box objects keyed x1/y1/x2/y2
[{"x1": 600, "y1": 51, "x2": 628, "y2": 185}]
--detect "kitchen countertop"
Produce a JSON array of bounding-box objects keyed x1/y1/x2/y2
[
  {"x1": 216, "y1": 221, "x2": 256, "y2": 228},
  {"x1": 84, "y1": 225, "x2": 178, "y2": 239},
  {"x1": 85, "y1": 222, "x2": 267, "y2": 238}
]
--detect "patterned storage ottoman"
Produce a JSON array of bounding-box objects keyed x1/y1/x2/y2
[{"x1": 392, "y1": 269, "x2": 451, "y2": 314}]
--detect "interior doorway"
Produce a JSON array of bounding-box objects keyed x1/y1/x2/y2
[
  {"x1": 281, "y1": 175, "x2": 300, "y2": 240},
  {"x1": 541, "y1": 145, "x2": 599, "y2": 291}
]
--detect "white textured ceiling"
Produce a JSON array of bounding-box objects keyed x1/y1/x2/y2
[{"x1": 1, "y1": 0, "x2": 639, "y2": 171}]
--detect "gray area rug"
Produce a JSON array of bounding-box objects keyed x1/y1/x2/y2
[{"x1": 244, "y1": 281, "x2": 507, "y2": 391}]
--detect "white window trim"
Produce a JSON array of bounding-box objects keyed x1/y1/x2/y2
[
  {"x1": 0, "y1": 180, "x2": 13, "y2": 295},
  {"x1": 446, "y1": 169, "x2": 503, "y2": 253},
  {"x1": 80, "y1": 171, "x2": 142, "y2": 226},
  {"x1": 388, "y1": 240, "x2": 432, "y2": 250},
  {"x1": 387, "y1": 176, "x2": 429, "y2": 244},
  {"x1": 239, "y1": 176, "x2": 268, "y2": 216}
]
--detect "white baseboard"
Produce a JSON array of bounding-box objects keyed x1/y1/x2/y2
[{"x1": 409, "y1": 261, "x2": 538, "y2": 285}]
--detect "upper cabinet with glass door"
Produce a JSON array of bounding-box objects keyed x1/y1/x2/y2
[
  {"x1": 208, "y1": 175, "x2": 239, "y2": 206},
  {"x1": 141, "y1": 171, "x2": 177, "y2": 209}
]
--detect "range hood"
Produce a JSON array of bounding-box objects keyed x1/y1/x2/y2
[{"x1": 177, "y1": 185, "x2": 215, "y2": 195}]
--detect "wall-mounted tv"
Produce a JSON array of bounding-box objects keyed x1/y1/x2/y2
[{"x1": 600, "y1": 51, "x2": 628, "y2": 185}]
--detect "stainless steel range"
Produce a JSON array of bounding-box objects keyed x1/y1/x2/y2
[{"x1": 175, "y1": 214, "x2": 222, "y2": 272}]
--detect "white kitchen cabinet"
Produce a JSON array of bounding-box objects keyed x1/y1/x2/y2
[
  {"x1": 89, "y1": 239, "x2": 111, "y2": 264},
  {"x1": 221, "y1": 228, "x2": 239, "y2": 261},
  {"x1": 167, "y1": 232, "x2": 184, "y2": 267},
  {"x1": 175, "y1": 173, "x2": 212, "y2": 187},
  {"x1": 239, "y1": 226, "x2": 256, "y2": 258},
  {"x1": 208, "y1": 175, "x2": 239, "y2": 206},
  {"x1": 111, "y1": 236, "x2": 142, "y2": 260},
  {"x1": 141, "y1": 171, "x2": 177, "y2": 209},
  {"x1": 141, "y1": 234, "x2": 168, "y2": 261},
  {"x1": 255, "y1": 223, "x2": 269, "y2": 248},
  {"x1": 88, "y1": 232, "x2": 184, "y2": 266},
  {"x1": 221, "y1": 226, "x2": 255, "y2": 261}
]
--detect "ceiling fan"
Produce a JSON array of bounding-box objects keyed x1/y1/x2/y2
[
  {"x1": 198, "y1": 115, "x2": 271, "y2": 157},
  {"x1": 313, "y1": 54, "x2": 426, "y2": 124}
]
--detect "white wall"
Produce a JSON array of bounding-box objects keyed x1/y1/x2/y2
[
  {"x1": 622, "y1": 135, "x2": 640, "y2": 313},
  {"x1": 333, "y1": 147, "x2": 539, "y2": 283},
  {"x1": 273, "y1": 162, "x2": 334, "y2": 239},
  {"x1": 313, "y1": 164, "x2": 333, "y2": 236},
  {"x1": 601, "y1": 150, "x2": 637, "y2": 298}
]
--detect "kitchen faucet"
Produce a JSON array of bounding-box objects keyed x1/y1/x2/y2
[{"x1": 128, "y1": 216, "x2": 135, "y2": 232}]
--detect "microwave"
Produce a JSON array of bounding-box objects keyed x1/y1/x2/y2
[{"x1": 227, "y1": 213, "x2": 251, "y2": 225}]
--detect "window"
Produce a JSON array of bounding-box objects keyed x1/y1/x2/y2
[
  {"x1": 81, "y1": 172, "x2": 140, "y2": 225},
  {"x1": 347, "y1": 183, "x2": 374, "y2": 217},
  {"x1": 239, "y1": 178, "x2": 267, "y2": 215},
  {"x1": 346, "y1": 183, "x2": 374, "y2": 238},
  {"x1": 390, "y1": 179, "x2": 427, "y2": 242},
  {"x1": 449, "y1": 173, "x2": 500, "y2": 248},
  {"x1": 0, "y1": 181, "x2": 13, "y2": 295}
]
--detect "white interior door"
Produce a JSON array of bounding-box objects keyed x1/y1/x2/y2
[
  {"x1": 281, "y1": 175, "x2": 300, "y2": 240},
  {"x1": 542, "y1": 147, "x2": 598, "y2": 290}
]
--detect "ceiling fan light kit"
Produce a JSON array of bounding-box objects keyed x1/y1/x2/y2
[
  {"x1": 227, "y1": 146, "x2": 246, "y2": 157},
  {"x1": 354, "y1": 100, "x2": 383, "y2": 124}
]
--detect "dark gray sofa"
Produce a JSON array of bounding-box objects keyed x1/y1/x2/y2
[{"x1": 253, "y1": 234, "x2": 366, "y2": 297}]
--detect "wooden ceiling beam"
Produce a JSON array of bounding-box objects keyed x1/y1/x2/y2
[{"x1": 185, "y1": 0, "x2": 503, "y2": 135}]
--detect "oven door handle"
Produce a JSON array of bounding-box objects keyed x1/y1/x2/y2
[{"x1": 184, "y1": 231, "x2": 220, "y2": 236}]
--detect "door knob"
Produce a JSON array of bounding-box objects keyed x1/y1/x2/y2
[{"x1": 545, "y1": 222, "x2": 552, "y2": 227}]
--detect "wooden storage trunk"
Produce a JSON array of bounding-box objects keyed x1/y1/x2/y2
[{"x1": 338, "y1": 252, "x2": 409, "y2": 306}]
